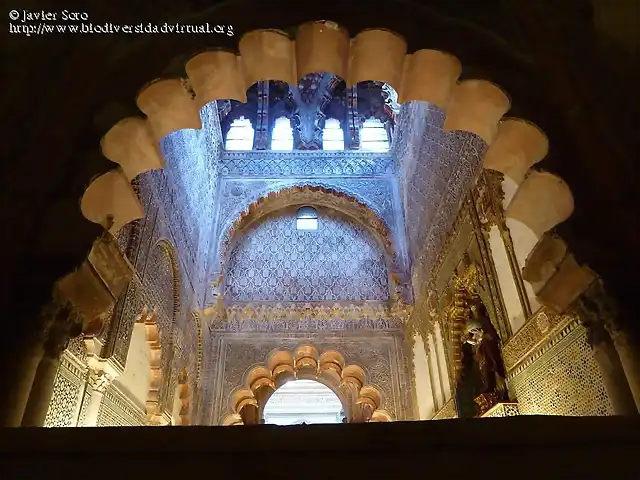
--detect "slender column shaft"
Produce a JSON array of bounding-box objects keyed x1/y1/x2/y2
[
  {"x1": 21, "y1": 355, "x2": 61, "y2": 427},
  {"x1": 607, "y1": 328, "x2": 640, "y2": 412},
  {"x1": 578, "y1": 290, "x2": 639, "y2": 415},
  {"x1": 592, "y1": 337, "x2": 637, "y2": 415},
  {"x1": 0, "y1": 339, "x2": 45, "y2": 427},
  {"x1": 21, "y1": 302, "x2": 82, "y2": 427},
  {"x1": 83, "y1": 370, "x2": 113, "y2": 427}
]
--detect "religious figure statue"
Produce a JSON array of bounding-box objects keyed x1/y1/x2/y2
[{"x1": 462, "y1": 298, "x2": 507, "y2": 401}]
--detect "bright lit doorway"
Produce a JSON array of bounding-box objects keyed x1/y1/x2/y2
[{"x1": 262, "y1": 380, "x2": 344, "y2": 425}]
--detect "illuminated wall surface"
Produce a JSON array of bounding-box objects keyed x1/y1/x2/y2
[{"x1": 44, "y1": 71, "x2": 616, "y2": 426}]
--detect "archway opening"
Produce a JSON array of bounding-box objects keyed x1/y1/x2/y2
[{"x1": 262, "y1": 380, "x2": 344, "y2": 425}]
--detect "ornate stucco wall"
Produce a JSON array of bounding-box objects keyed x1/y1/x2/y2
[
  {"x1": 393, "y1": 102, "x2": 487, "y2": 295},
  {"x1": 204, "y1": 324, "x2": 412, "y2": 425},
  {"x1": 44, "y1": 103, "x2": 222, "y2": 427},
  {"x1": 224, "y1": 208, "x2": 389, "y2": 302},
  {"x1": 208, "y1": 150, "x2": 409, "y2": 306}
]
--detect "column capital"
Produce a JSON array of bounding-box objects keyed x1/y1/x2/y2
[
  {"x1": 43, "y1": 300, "x2": 83, "y2": 359},
  {"x1": 576, "y1": 280, "x2": 624, "y2": 339},
  {"x1": 577, "y1": 307, "x2": 610, "y2": 349},
  {"x1": 87, "y1": 369, "x2": 114, "y2": 394}
]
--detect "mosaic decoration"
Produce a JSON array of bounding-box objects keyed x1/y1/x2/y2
[
  {"x1": 508, "y1": 320, "x2": 613, "y2": 416},
  {"x1": 224, "y1": 209, "x2": 389, "y2": 302},
  {"x1": 482, "y1": 403, "x2": 520, "y2": 417},
  {"x1": 219, "y1": 150, "x2": 394, "y2": 177}
]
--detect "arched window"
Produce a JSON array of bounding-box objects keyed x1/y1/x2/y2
[
  {"x1": 296, "y1": 206, "x2": 318, "y2": 231},
  {"x1": 360, "y1": 118, "x2": 390, "y2": 151},
  {"x1": 322, "y1": 118, "x2": 344, "y2": 150},
  {"x1": 271, "y1": 116, "x2": 294, "y2": 151},
  {"x1": 225, "y1": 116, "x2": 254, "y2": 150}
]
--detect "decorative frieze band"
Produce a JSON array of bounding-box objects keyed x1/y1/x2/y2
[
  {"x1": 219, "y1": 150, "x2": 394, "y2": 177},
  {"x1": 208, "y1": 302, "x2": 406, "y2": 332}
]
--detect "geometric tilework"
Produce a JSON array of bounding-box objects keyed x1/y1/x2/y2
[
  {"x1": 509, "y1": 322, "x2": 613, "y2": 416},
  {"x1": 43, "y1": 352, "x2": 86, "y2": 427}
]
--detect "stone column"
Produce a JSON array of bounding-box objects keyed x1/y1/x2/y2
[
  {"x1": 605, "y1": 320, "x2": 640, "y2": 412},
  {"x1": 253, "y1": 80, "x2": 270, "y2": 150},
  {"x1": 0, "y1": 299, "x2": 62, "y2": 427},
  {"x1": 21, "y1": 304, "x2": 82, "y2": 427},
  {"x1": 581, "y1": 313, "x2": 637, "y2": 415},
  {"x1": 346, "y1": 85, "x2": 359, "y2": 149},
  {"x1": 0, "y1": 332, "x2": 46, "y2": 427},
  {"x1": 239, "y1": 404, "x2": 260, "y2": 425},
  {"x1": 83, "y1": 370, "x2": 113, "y2": 427}
]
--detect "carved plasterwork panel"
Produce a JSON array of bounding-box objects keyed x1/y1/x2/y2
[
  {"x1": 210, "y1": 333, "x2": 411, "y2": 425},
  {"x1": 394, "y1": 102, "x2": 487, "y2": 295},
  {"x1": 224, "y1": 208, "x2": 389, "y2": 302},
  {"x1": 213, "y1": 179, "x2": 401, "y2": 277},
  {"x1": 157, "y1": 102, "x2": 221, "y2": 304},
  {"x1": 211, "y1": 181, "x2": 409, "y2": 306},
  {"x1": 209, "y1": 302, "x2": 404, "y2": 332},
  {"x1": 482, "y1": 403, "x2": 520, "y2": 417},
  {"x1": 220, "y1": 151, "x2": 394, "y2": 177}
]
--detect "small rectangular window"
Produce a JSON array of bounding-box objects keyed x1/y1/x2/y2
[{"x1": 296, "y1": 218, "x2": 318, "y2": 231}]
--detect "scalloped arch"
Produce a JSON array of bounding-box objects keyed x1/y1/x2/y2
[
  {"x1": 84, "y1": 20, "x2": 520, "y2": 236},
  {"x1": 79, "y1": 20, "x2": 577, "y2": 331},
  {"x1": 224, "y1": 344, "x2": 389, "y2": 425}
]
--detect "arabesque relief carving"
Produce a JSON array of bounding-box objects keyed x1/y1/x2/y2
[
  {"x1": 220, "y1": 185, "x2": 397, "y2": 271},
  {"x1": 208, "y1": 302, "x2": 408, "y2": 332}
]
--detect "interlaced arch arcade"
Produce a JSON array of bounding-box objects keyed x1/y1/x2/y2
[{"x1": 9, "y1": 17, "x2": 639, "y2": 430}]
